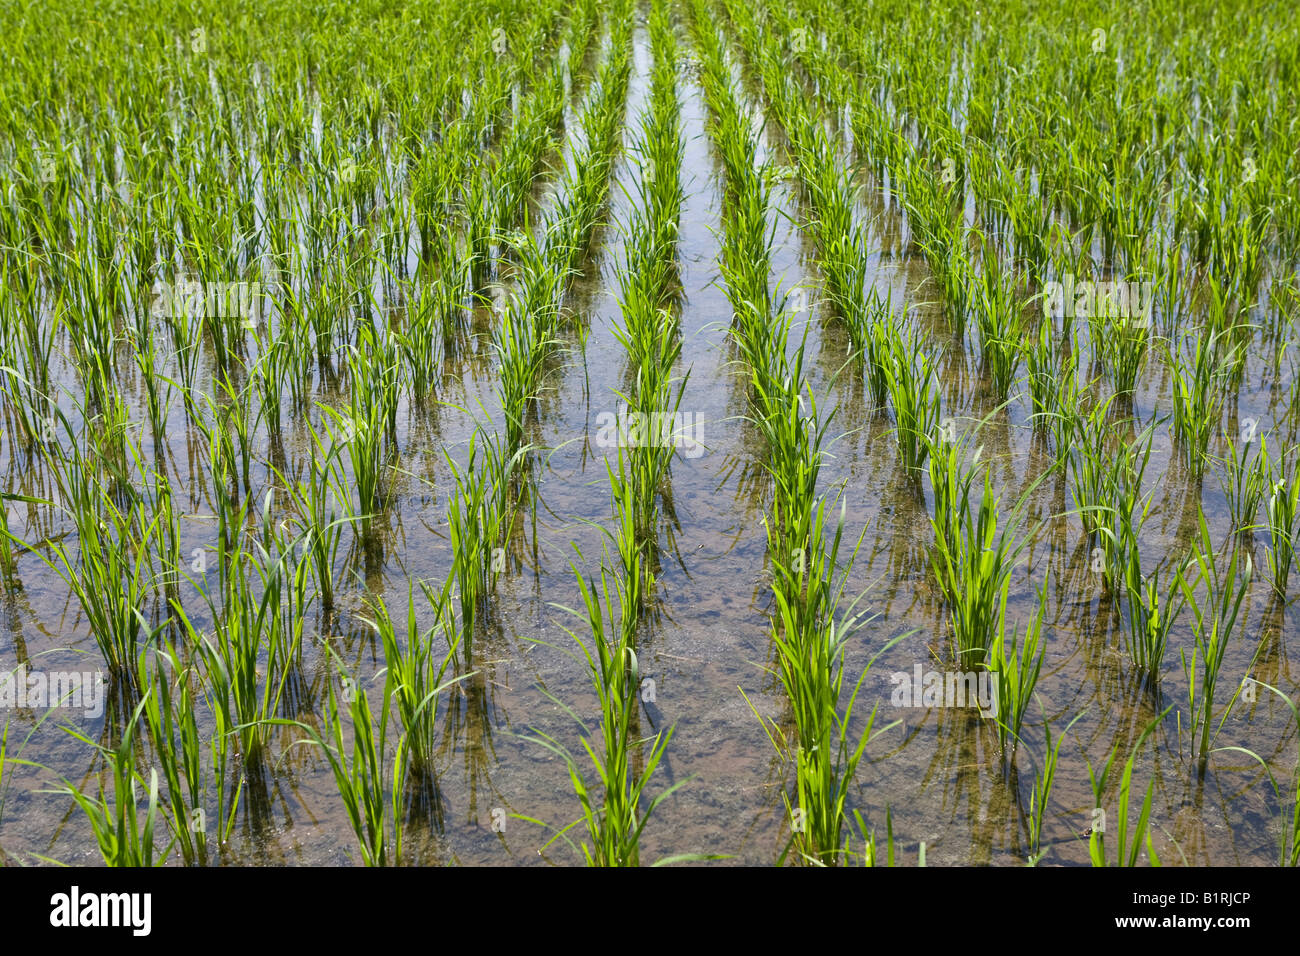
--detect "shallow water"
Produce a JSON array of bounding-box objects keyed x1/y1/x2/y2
[{"x1": 1, "y1": 10, "x2": 1297, "y2": 869}]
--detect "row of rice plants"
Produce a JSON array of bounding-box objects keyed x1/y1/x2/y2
[{"x1": 692, "y1": 0, "x2": 896, "y2": 866}]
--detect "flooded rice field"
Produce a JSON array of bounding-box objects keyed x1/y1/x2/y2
[{"x1": 1, "y1": 0, "x2": 1298, "y2": 868}]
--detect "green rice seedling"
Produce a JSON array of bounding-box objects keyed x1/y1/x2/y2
[
  {"x1": 997, "y1": 159, "x2": 1054, "y2": 281},
  {"x1": 717, "y1": 176, "x2": 779, "y2": 352},
  {"x1": 616, "y1": 373, "x2": 690, "y2": 544},
  {"x1": 767, "y1": 85, "x2": 874, "y2": 358},
  {"x1": 0, "y1": 365, "x2": 57, "y2": 459},
  {"x1": 4, "y1": 288, "x2": 57, "y2": 448},
  {"x1": 1063, "y1": 399, "x2": 1113, "y2": 542},
  {"x1": 359, "y1": 321, "x2": 403, "y2": 443},
  {"x1": 610, "y1": 85, "x2": 688, "y2": 552},
  {"x1": 913, "y1": 211, "x2": 969, "y2": 335},
  {"x1": 1264, "y1": 451, "x2": 1300, "y2": 597},
  {"x1": 494, "y1": 300, "x2": 556, "y2": 458},
  {"x1": 493, "y1": 235, "x2": 564, "y2": 457},
  {"x1": 244, "y1": 309, "x2": 286, "y2": 441},
  {"x1": 50, "y1": 698, "x2": 171, "y2": 867},
  {"x1": 882, "y1": 319, "x2": 942, "y2": 478},
  {"x1": 928, "y1": 465, "x2": 1023, "y2": 669},
  {"x1": 191, "y1": 388, "x2": 242, "y2": 538},
  {"x1": 465, "y1": 173, "x2": 494, "y2": 293},
  {"x1": 147, "y1": 468, "x2": 183, "y2": 608},
  {"x1": 444, "y1": 427, "x2": 526, "y2": 661},
  {"x1": 925, "y1": 424, "x2": 979, "y2": 560},
  {"x1": 851, "y1": 804, "x2": 929, "y2": 867},
  {"x1": 168, "y1": 606, "x2": 240, "y2": 852},
  {"x1": 856, "y1": 806, "x2": 891, "y2": 867},
  {"x1": 2, "y1": 442, "x2": 164, "y2": 680},
  {"x1": 1094, "y1": 419, "x2": 1159, "y2": 597},
  {"x1": 276, "y1": 675, "x2": 408, "y2": 867},
  {"x1": 564, "y1": 0, "x2": 600, "y2": 84},
  {"x1": 1215, "y1": 431, "x2": 1270, "y2": 537},
  {"x1": 365, "y1": 584, "x2": 468, "y2": 778},
  {"x1": 321, "y1": 359, "x2": 395, "y2": 543},
  {"x1": 524, "y1": 555, "x2": 688, "y2": 867},
  {"x1": 130, "y1": 315, "x2": 176, "y2": 459},
  {"x1": 758, "y1": 498, "x2": 902, "y2": 866},
  {"x1": 1086, "y1": 709, "x2": 1169, "y2": 867},
  {"x1": 0, "y1": 491, "x2": 20, "y2": 586},
  {"x1": 213, "y1": 372, "x2": 257, "y2": 500},
  {"x1": 1164, "y1": 330, "x2": 1236, "y2": 482},
  {"x1": 968, "y1": 249, "x2": 1024, "y2": 399},
  {"x1": 988, "y1": 580, "x2": 1047, "y2": 761},
  {"x1": 1023, "y1": 316, "x2": 1061, "y2": 431},
  {"x1": 749, "y1": 320, "x2": 830, "y2": 547},
  {"x1": 1098, "y1": 311, "x2": 1151, "y2": 399},
  {"x1": 1110, "y1": 539, "x2": 1189, "y2": 679},
  {"x1": 1065, "y1": 393, "x2": 1154, "y2": 549},
  {"x1": 488, "y1": 67, "x2": 567, "y2": 238},
  {"x1": 184, "y1": 528, "x2": 306, "y2": 770},
  {"x1": 137, "y1": 644, "x2": 209, "y2": 865},
  {"x1": 398, "y1": 279, "x2": 452, "y2": 401},
  {"x1": 608, "y1": 179, "x2": 688, "y2": 554},
  {"x1": 324, "y1": 401, "x2": 389, "y2": 540},
  {"x1": 1026, "y1": 710, "x2": 1087, "y2": 863},
  {"x1": 688, "y1": 0, "x2": 775, "y2": 330},
  {"x1": 604, "y1": 445, "x2": 656, "y2": 633},
  {"x1": 1155, "y1": 239, "x2": 1185, "y2": 335},
  {"x1": 9, "y1": 0, "x2": 1299, "y2": 872},
  {"x1": 1179, "y1": 514, "x2": 1252, "y2": 773},
  {"x1": 1043, "y1": 340, "x2": 1085, "y2": 469},
  {"x1": 638, "y1": 1, "x2": 685, "y2": 288},
  {"x1": 58, "y1": 252, "x2": 121, "y2": 416},
  {"x1": 271, "y1": 424, "x2": 350, "y2": 613},
  {"x1": 540, "y1": 10, "x2": 632, "y2": 284},
  {"x1": 855, "y1": 306, "x2": 891, "y2": 410}
]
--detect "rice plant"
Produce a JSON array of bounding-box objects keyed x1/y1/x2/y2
[
  {"x1": 757, "y1": 497, "x2": 901, "y2": 866},
  {"x1": 1164, "y1": 330, "x2": 1236, "y2": 482},
  {"x1": 1113, "y1": 548, "x2": 1189, "y2": 679},
  {"x1": 1179, "y1": 514, "x2": 1252, "y2": 773},
  {"x1": 1, "y1": 430, "x2": 164, "y2": 680},
  {"x1": 604, "y1": 447, "x2": 658, "y2": 635},
  {"x1": 1098, "y1": 311, "x2": 1151, "y2": 399},
  {"x1": 606, "y1": 29, "x2": 688, "y2": 571},
  {"x1": 180, "y1": 522, "x2": 307, "y2": 770},
  {"x1": 1026, "y1": 710, "x2": 1087, "y2": 863},
  {"x1": 1216, "y1": 431, "x2": 1270, "y2": 536},
  {"x1": 319, "y1": 385, "x2": 391, "y2": 546},
  {"x1": 881, "y1": 319, "x2": 942, "y2": 478},
  {"x1": 1264, "y1": 451, "x2": 1300, "y2": 597},
  {"x1": 1086, "y1": 710, "x2": 1169, "y2": 867},
  {"x1": 928, "y1": 463, "x2": 1031, "y2": 670},
  {"x1": 49, "y1": 698, "x2": 171, "y2": 867},
  {"x1": 1093, "y1": 420, "x2": 1160, "y2": 598},
  {"x1": 365, "y1": 585, "x2": 468, "y2": 777},
  {"x1": 271, "y1": 424, "x2": 350, "y2": 613},
  {"x1": 988, "y1": 581, "x2": 1047, "y2": 761},
  {"x1": 523, "y1": 555, "x2": 688, "y2": 866},
  {"x1": 277, "y1": 674, "x2": 408, "y2": 867},
  {"x1": 444, "y1": 426, "x2": 526, "y2": 661},
  {"x1": 1024, "y1": 316, "x2": 1064, "y2": 432},
  {"x1": 137, "y1": 644, "x2": 212, "y2": 865}
]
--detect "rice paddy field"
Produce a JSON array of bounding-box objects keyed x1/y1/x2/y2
[{"x1": 0, "y1": 0, "x2": 1297, "y2": 870}]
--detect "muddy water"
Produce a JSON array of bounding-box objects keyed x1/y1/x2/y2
[{"x1": 1, "y1": 15, "x2": 1297, "y2": 868}]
